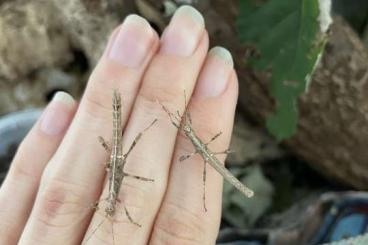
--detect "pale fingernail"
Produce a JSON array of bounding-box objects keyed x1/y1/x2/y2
[
  {"x1": 109, "y1": 14, "x2": 154, "y2": 67},
  {"x1": 160, "y1": 5, "x2": 204, "y2": 56},
  {"x1": 195, "y1": 47, "x2": 234, "y2": 98},
  {"x1": 40, "y1": 92, "x2": 75, "y2": 136}
]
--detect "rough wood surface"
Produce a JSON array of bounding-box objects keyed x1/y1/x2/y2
[
  {"x1": 0, "y1": 0, "x2": 71, "y2": 81},
  {"x1": 290, "y1": 17, "x2": 368, "y2": 188},
  {"x1": 1, "y1": 0, "x2": 368, "y2": 188}
]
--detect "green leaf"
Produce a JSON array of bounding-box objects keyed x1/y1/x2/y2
[{"x1": 237, "y1": 0, "x2": 331, "y2": 140}]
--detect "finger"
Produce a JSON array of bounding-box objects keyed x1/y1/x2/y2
[
  {"x1": 19, "y1": 16, "x2": 159, "y2": 244},
  {"x1": 151, "y1": 47, "x2": 238, "y2": 245},
  {"x1": 84, "y1": 6, "x2": 208, "y2": 244},
  {"x1": 0, "y1": 92, "x2": 76, "y2": 244}
]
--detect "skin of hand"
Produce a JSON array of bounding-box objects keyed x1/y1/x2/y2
[{"x1": 0, "y1": 6, "x2": 239, "y2": 245}]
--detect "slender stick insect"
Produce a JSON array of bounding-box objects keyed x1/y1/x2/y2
[
  {"x1": 160, "y1": 96, "x2": 254, "y2": 211},
  {"x1": 84, "y1": 90, "x2": 157, "y2": 244}
]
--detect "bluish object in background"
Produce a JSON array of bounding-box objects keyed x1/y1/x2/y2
[
  {"x1": 330, "y1": 213, "x2": 366, "y2": 241},
  {"x1": 0, "y1": 109, "x2": 42, "y2": 156},
  {"x1": 0, "y1": 109, "x2": 42, "y2": 183},
  {"x1": 217, "y1": 192, "x2": 368, "y2": 245},
  {"x1": 314, "y1": 197, "x2": 368, "y2": 244}
]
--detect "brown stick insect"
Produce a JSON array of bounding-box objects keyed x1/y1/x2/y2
[
  {"x1": 84, "y1": 90, "x2": 157, "y2": 244},
  {"x1": 160, "y1": 95, "x2": 254, "y2": 211}
]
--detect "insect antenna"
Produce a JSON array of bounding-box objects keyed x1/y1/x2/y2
[
  {"x1": 83, "y1": 218, "x2": 107, "y2": 244},
  {"x1": 159, "y1": 101, "x2": 180, "y2": 128},
  {"x1": 123, "y1": 205, "x2": 141, "y2": 227},
  {"x1": 111, "y1": 220, "x2": 115, "y2": 245},
  {"x1": 183, "y1": 90, "x2": 188, "y2": 107}
]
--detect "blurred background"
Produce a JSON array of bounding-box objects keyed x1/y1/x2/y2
[{"x1": 1, "y1": 0, "x2": 368, "y2": 244}]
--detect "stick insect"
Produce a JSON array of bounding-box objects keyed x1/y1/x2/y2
[
  {"x1": 160, "y1": 96, "x2": 254, "y2": 211},
  {"x1": 84, "y1": 90, "x2": 157, "y2": 244}
]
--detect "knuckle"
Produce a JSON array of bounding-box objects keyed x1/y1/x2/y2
[
  {"x1": 151, "y1": 202, "x2": 208, "y2": 245},
  {"x1": 8, "y1": 162, "x2": 38, "y2": 185},
  {"x1": 35, "y1": 178, "x2": 90, "y2": 228},
  {"x1": 80, "y1": 86, "x2": 135, "y2": 124},
  {"x1": 81, "y1": 89, "x2": 112, "y2": 120},
  {"x1": 135, "y1": 86, "x2": 186, "y2": 124},
  {"x1": 8, "y1": 144, "x2": 40, "y2": 182},
  {"x1": 138, "y1": 83, "x2": 183, "y2": 108}
]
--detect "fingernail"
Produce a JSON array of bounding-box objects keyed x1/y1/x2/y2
[
  {"x1": 195, "y1": 47, "x2": 233, "y2": 98},
  {"x1": 40, "y1": 92, "x2": 75, "y2": 136},
  {"x1": 160, "y1": 5, "x2": 204, "y2": 56},
  {"x1": 109, "y1": 14, "x2": 154, "y2": 67}
]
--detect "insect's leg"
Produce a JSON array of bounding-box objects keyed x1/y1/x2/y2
[
  {"x1": 111, "y1": 220, "x2": 115, "y2": 245},
  {"x1": 89, "y1": 200, "x2": 100, "y2": 211},
  {"x1": 203, "y1": 161, "x2": 207, "y2": 212},
  {"x1": 183, "y1": 90, "x2": 188, "y2": 107},
  {"x1": 186, "y1": 111, "x2": 193, "y2": 124},
  {"x1": 98, "y1": 136, "x2": 112, "y2": 170},
  {"x1": 101, "y1": 159, "x2": 112, "y2": 171},
  {"x1": 161, "y1": 90, "x2": 188, "y2": 128},
  {"x1": 123, "y1": 119, "x2": 158, "y2": 158},
  {"x1": 74, "y1": 199, "x2": 101, "y2": 216},
  {"x1": 123, "y1": 172, "x2": 154, "y2": 182},
  {"x1": 123, "y1": 204, "x2": 141, "y2": 227},
  {"x1": 176, "y1": 110, "x2": 182, "y2": 121},
  {"x1": 81, "y1": 199, "x2": 111, "y2": 244},
  {"x1": 82, "y1": 218, "x2": 107, "y2": 244},
  {"x1": 212, "y1": 149, "x2": 234, "y2": 155},
  {"x1": 88, "y1": 198, "x2": 110, "y2": 214},
  {"x1": 179, "y1": 151, "x2": 197, "y2": 162},
  {"x1": 98, "y1": 136, "x2": 111, "y2": 152},
  {"x1": 205, "y1": 132, "x2": 223, "y2": 146},
  {"x1": 105, "y1": 161, "x2": 111, "y2": 171}
]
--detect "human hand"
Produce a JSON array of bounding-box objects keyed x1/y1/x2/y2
[{"x1": 0, "y1": 6, "x2": 239, "y2": 245}]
